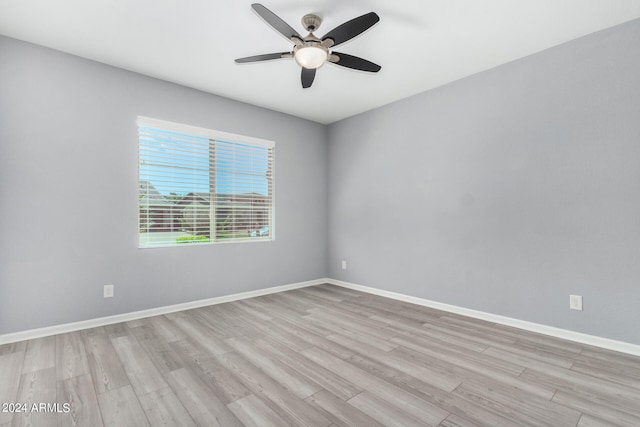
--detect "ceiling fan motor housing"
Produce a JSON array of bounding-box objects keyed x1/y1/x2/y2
[{"x1": 302, "y1": 14, "x2": 322, "y2": 32}]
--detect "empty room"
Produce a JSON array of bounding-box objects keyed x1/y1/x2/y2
[{"x1": 1, "y1": 1, "x2": 640, "y2": 426}]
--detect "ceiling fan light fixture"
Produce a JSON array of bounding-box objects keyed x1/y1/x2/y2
[
  {"x1": 236, "y1": 4, "x2": 381, "y2": 87},
  {"x1": 294, "y1": 45, "x2": 328, "y2": 69}
]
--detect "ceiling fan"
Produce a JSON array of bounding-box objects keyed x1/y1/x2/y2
[{"x1": 235, "y1": 3, "x2": 381, "y2": 88}]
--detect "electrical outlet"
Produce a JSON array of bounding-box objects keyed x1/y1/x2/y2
[
  {"x1": 104, "y1": 284, "x2": 114, "y2": 298},
  {"x1": 569, "y1": 294, "x2": 582, "y2": 311},
  {"x1": 341, "y1": 260, "x2": 347, "y2": 270}
]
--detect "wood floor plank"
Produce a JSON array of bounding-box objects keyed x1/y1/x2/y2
[
  {"x1": 169, "y1": 312, "x2": 232, "y2": 355},
  {"x1": 326, "y1": 332, "x2": 462, "y2": 392},
  {"x1": 22, "y1": 336, "x2": 56, "y2": 373},
  {"x1": 421, "y1": 317, "x2": 519, "y2": 346},
  {"x1": 223, "y1": 303, "x2": 322, "y2": 346},
  {"x1": 209, "y1": 303, "x2": 278, "y2": 337},
  {"x1": 146, "y1": 315, "x2": 188, "y2": 343},
  {"x1": 512, "y1": 338, "x2": 584, "y2": 362},
  {"x1": 579, "y1": 346, "x2": 640, "y2": 369},
  {"x1": 552, "y1": 389, "x2": 640, "y2": 427},
  {"x1": 12, "y1": 367, "x2": 57, "y2": 427},
  {"x1": 57, "y1": 373, "x2": 104, "y2": 427},
  {"x1": 483, "y1": 343, "x2": 575, "y2": 370},
  {"x1": 322, "y1": 287, "x2": 364, "y2": 302},
  {"x1": 167, "y1": 367, "x2": 243, "y2": 427},
  {"x1": 570, "y1": 360, "x2": 640, "y2": 390},
  {"x1": 248, "y1": 317, "x2": 320, "y2": 352},
  {"x1": 226, "y1": 394, "x2": 289, "y2": 427},
  {"x1": 394, "y1": 344, "x2": 557, "y2": 400},
  {"x1": 305, "y1": 389, "x2": 385, "y2": 427},
  {"x1": 255, "y1": 293, "x2": 313, "y2": 315},
  {"x1": 0, "y1": 351, "x2": 25, "y2": 424},
  {"x1": 169, "y1": 338, "x2": 252, "y2": 405},
  {"x1": 55, "y1": 332, "x2": 90, "y2": 381},
  {"x1": 268, "y1": 317, "x2": 337, "y2": 345},
  {"x1": 347, "y1": 391, "x2": 427, "y2": 427},
  {"x1": 97, "y1": 385, "x2": 149, "y2": 427},
  {"x1": 265, "y1": 302, "x2": 336, "y2": 337},
  {"x1": 128, "y1": 325, "x2": 185, "y2": 376},
  {"x1": 252, "y1": 335, "x2": 362, "y2": 401},
  {"x1": 110, "y1": 335, "x2": 167, "y2": 396},
  {"x1": 187, "y1": 309, "x2": 245, "y2": 340},
  {"x1": 315, "y1": 283, "x2": 365, "y2": 299},
  {"x1": 493, "y1": 324, "x2": 584, "y2": 354},
  {"x1": 383, "y1": 319, "x2": 489, "y2": 353},
  {"x1": 317, "y1": 319, "x2": 399, "y2": 352},
  {"x1": 295, "y1": 287, "x2": 345, "y2": 303},
  {"x1": 81, "y1": 329, "x2": 130, "y2": 394},
  {"x1": 352, "y1": 294, "x2": 444, "y2": 323},
  {"x1": 577, "y1": 413, "x2": 624, "y2": 427},
  {"x1": 167, "y1": 336, "x2": 210, "y2": 360},
  {"x1": 428, "y1": 315, "x2": 522, "y2": 345},
  {"x1": 306, "y1": 304, "x2": 399, "y2": 340},
  {"x1": 438, "y1": 413, "x2": 484, "y2": 427},
  {"x1": 213, "y1": 351, "x2": 332, "y2": 426},
  {"x1": 302, "y1": 346, "x2": 450, "y2": 425},
  {"x1": 521, "y1": 365, "x2": 640, "y2": 416},
  {"x1": 124, "y1": 318, "x2": 147, "y2": 329},
  {"x1": 346, "y1": 352, "x2": 518, "y2": 427},
  {"x1": 233, "y1": 299, "x2": 274, "y2": 321},
  {"x1": 265, "y1": 292, "x2": 323, "y2": 315},
  {"x1": 103, "y1": 323, "x2": 131, "y2": 339},
  {"x1": 0, "y1": 341, "x2": 26, "y2": 355},
  {"x1": 226, "y1": 336, "x2": 323, "y2": 399},
  {"x1": 138, "y1": 387, "x2": 196, "y2": 427},
  {"x1": 390, "y1": 335, "x2": 525, "y2": 377},
  {"x1": 320, "y1": 297, "x2": 389, "y2": 318},
  {"x1": 453, "y1": 378, "x2": 581, "y2": 426},
  {"x1": 308, "y1": 308, "x2": 397, "y2": 341}
]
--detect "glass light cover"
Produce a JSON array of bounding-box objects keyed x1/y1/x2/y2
[{"x1": 294, "y1": 46, "x2": 327, "y2": 69}]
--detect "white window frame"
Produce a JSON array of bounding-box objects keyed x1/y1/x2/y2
[{"x1": 137, "y1": 116, "x2": 275, "y2": 248}]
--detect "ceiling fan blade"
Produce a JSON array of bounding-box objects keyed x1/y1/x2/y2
[
  {"x1": 322, "y1": 12, "x2": 379, "y2": 47},
  {"x1": 235, "y1": 52, "x2": 291, "y2": 63},
  {"x1": 331, "y1": 52, "x2": 381, "y2": 72},
  {"x1": 252, "y1": 3, "x2": 303, "y2": 42},
  {"x1": 301, "y1": 68, "x2": 316, "y2": 88}
]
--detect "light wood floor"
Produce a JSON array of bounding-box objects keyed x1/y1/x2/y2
[{"x1": 1, "y1": 284, "x2": 640, "y2": 426}]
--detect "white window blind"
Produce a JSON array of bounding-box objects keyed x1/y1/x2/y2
[{"x1": 138, "y1": 117, "x2": 274, "y2": 248}]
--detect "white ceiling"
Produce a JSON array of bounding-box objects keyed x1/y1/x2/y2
[{"x1": 1, "y1": 1, "x2": 640, "y2": 124}]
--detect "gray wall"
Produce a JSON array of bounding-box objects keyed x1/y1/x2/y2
[
  {"x1": 328, "y1": 19, "x2": 640, "y2": 344},
  {"x1": 0, "y1": 36, "x2": 328, "y2": 335}
]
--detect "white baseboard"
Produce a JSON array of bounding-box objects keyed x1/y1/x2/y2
[
  {"x1": 3, "y1": 277, "x2": 640, "y2": 357},
  {"x1": 327, "y1": 279, "x2": 640, "y2": 357},
  {"x1": 0, "y1": 278, "x2": 325, "y2": 345}
]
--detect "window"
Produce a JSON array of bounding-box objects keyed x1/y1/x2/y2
[{"x1": 138, "y1": 117, "x2": 274, "y2": 248}]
